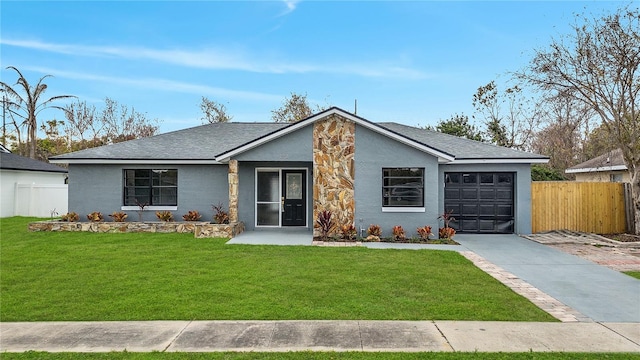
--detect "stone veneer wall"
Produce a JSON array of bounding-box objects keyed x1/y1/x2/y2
[
  {"x1": 313, "y1": 114, "x2": 355, "y2": 236},
  {"x1": 228, "y1": 159, "x2": 239, "y2": 223},
  {"x1": 28, "y1": 221, "x2": 245, "y2": 239}
]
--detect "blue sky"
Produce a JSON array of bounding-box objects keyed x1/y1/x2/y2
[{"x1": 0, "y1": 1, "x2": 627, "y2": 134}]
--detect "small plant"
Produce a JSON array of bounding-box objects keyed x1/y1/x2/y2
[
  {"x1": 439, "y1": 227, "x2": 456, "y2": 240},
  {"x1": 316, "y1": 210, "x2": 335, "y2": 240},
  {"x1": 61, "y1": 212, "x2": 79, "y2": 222},
  {"x1": 212, "y1": 203, "x2": 230, "y2": 224},
  {"x1": 109, "y1": 211, "x2": 128, "y2": 222},
  {"x1": 50, "y1": 208, "x2": 58, "y2": 221},
  {"x1": 135, "y1": 199, "x2": 149, "y2": 222},
  {"x1": 392, "y1": 225, "x2": 406, "y2": 241},
  {"x1": 87, "y1": 211, "x2": 104, "y2": 222},
  {"x1": 367, "y1": 224, "x2": 382, "y2": 237},
  {"x1": 340, "y1": 224, "x2": 357, "y2": 241},
  {"x1": 156, "y1": 211, "x2": 174, "y2": 222},
  {"x1": 438, "y1": 209, "x2": 456, "y2": 228},
  {"x1": 417, "y1": 226, "x2": 433, "y2": 240},
  {"x1": 182, "y1": 210, "x2": 202, "y2": 221}
]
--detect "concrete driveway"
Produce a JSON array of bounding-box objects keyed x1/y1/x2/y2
[{"x1": 454, "y1": 234, "x2": 640, "y2": 323}]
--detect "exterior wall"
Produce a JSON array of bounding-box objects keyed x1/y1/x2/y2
[
  {"x1": 438, "y1": 163, "x2": 533, "y2": 234},
  {"x1": 68, "y1": 164, "x2": 228, "y2": 222},
  {"x1": 313, "y1": 115, "x2": 355, "y2": 236},
  {"x1": 234, "y1": 125, "x2": 313, "y2": 162},
  {"x1": 574, "y1": 170, "x2": 631, "y2": 183},
  {"x1": 0, "y1": 169, "x2": 67, "y2": 218},
  {"x1": 238, "y1": 161, "x2": 313, "y2": 231},
  {"x1": 353, "y1": 124, "x2": 440, "y2": 238}
]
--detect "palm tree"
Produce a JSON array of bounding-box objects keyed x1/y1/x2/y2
[{"x1": 0, "y1": 66, "x2": 74, "y2": 159}]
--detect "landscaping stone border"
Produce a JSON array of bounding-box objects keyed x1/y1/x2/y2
[{"x1": 28, "y1": 221, "x2": 245, "y2": 239}]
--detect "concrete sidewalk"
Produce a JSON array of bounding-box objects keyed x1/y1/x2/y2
[{"x1": 2, "y1": 320, "x2": 639, "y2": 353}]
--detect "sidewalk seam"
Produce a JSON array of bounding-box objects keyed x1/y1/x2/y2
[
  {"x1": 598, "y1": 322, "x2": 640, "y2": 346},
  {"x1": 163, "y1": 320, "x2": 193, "y2": 352},
  {"x1": 432, "y1": 321, "x2": 455, "y2": 352},
  {"x1": 357, "y1": 321, "x2": 363, "y2": 351}
]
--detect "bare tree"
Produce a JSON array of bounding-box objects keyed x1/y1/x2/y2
[
  {"x1": 200, "y1": 97, "x2": 232, "y2": 124},
  {"x1": 517, "y1": 6, "x2": 640, "y2": 233},
  {"x1": 101, "y1": 97, "x2": 159, "y2": 143},
  {"x1": 271, "y1": 92, "x2": 327, "y2": 123},
  {"x1": 472, "y1": 81, "x2": 541, "y2": 150},
  {"x1": 0, "y1": 66, "x2": 74, "y2": 158}
]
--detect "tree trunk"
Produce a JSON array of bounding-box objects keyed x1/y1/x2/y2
[
  {"x1": 28, "y1": 114, "x2": 37, "y2": 159},
  {"x1": 632, "y1": 168, "x2": 640, "y2": 235}
]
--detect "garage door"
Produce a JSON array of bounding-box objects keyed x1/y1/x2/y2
[{"x1": 444, "y1": 172, "x2": 514, "y2": 233}]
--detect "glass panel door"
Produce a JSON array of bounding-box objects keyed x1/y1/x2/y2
[{"x1": 256, "y1": 170, "x2": 280, "y2": 226}]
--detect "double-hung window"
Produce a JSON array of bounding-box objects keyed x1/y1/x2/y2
[
  {"x1": 123, "y1": 169, "x2": 178, "y2": 206},
  {"x1": 382, "y1": 168, "x2": 424, "y2": 207}
]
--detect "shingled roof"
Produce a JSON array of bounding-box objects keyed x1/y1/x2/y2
[
  {"x1": 0, "y1": 152, "x2": 68, "y2": 173},
  {"x1": 50, "y1": 108, "x2": 547, "y2": 164},
  {"x1": 566, "y1": 148, "x2": 627, "y2": 174}
]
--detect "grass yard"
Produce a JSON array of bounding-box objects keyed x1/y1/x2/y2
[
  {"x1": 624, "y1": 271, "x2": 640, "y2": 279},
  {"x1": 1, "y1": 352, "x2": 638, "y2": 360},
  {"x1": 1, "y1": 217, "x2": 555, "y2": 322}
]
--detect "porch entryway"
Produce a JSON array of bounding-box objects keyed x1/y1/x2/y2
[
  {"x1": 227, "y1": 228, "x2": 313, "y2": 246},
  {"x1": 256, "y1": 168, "x2": 307, "y2": 228}
]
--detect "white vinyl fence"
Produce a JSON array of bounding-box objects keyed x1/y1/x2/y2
[{"x1": 14, "y1": 183, "x2": 68, "y2": 218}]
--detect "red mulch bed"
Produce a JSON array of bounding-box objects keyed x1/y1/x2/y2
[{"x1": 600, "y1": 233, "x2": 640, "y2": 243}]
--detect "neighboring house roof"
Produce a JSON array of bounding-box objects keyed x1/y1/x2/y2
[
  {"x1": 0, "y1": 152, "x2": 68, "y2": 173},
  {"x1": 565, "y1": 148, "x2": 627, "y2": 174},
  {"x1": 50, "y1": 107, "x2": 548, "y2": 165}
]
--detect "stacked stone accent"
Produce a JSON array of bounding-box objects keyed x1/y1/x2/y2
[
  {"x1": 228, "y1": 159, "x2": 239, "y2": 223},
  {"x1": 312, "y1": 114, "x2": 355, "y2": 237},
  {"x1": 28, "y1": 221, "x2": 244, "y2": 239}
]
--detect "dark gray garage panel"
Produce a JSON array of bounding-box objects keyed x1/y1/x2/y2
[{"x1": 444, "y1": 172, "x2": 514, "y2": 233}]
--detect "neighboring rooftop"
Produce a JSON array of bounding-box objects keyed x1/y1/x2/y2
[
  {"x1": 566, "y1": 148, "x2": 627, "y2": 174},
  {"x1": 0, "y1": 152, "x2": 68, "y2": 173}
]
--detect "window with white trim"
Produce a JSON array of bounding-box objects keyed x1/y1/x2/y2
[
  {"x1": 123, "y1": 169, "x2": 178, "y2": 206},
  {"x1": 382, "y1": 168, "x2": 424, "y2": 207}
]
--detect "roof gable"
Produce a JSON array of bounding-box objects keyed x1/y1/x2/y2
[{"x1": 215, "y1": 107, "x2": 456, "y2": 163}]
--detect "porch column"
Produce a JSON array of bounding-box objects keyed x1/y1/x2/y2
[{"x1": 228, "y1": 159, "x2": 238, "y2": 223}]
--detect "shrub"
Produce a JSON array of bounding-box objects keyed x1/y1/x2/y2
[
  {"x1": 316, "y1": 210, "x2": 335, "y2": 240},
  {"x1": 156, "y1": 211, "x2": 174, "y2": 222},
  {"x1": 108, "y1": 211, "x2": 128, "y2": 222},
  {"x1": 60, "y1": 212, "x2": 79, "y2": 222},
  {"x1": 86, "y1": 211, "x2": 104, "y2": 222},
  {"x1": 367, "y1": 224, "x2": 382, "y2": 237},
  {"x1": 439, "y1": 227, "x2": 456, "y2": 239},
  {"x1": 392, "y1": 225, "x2": 406, "y2": 241},
  {"x1": 212, "y1": 203, "x2": 230, "y2": 224},
  {"x1": 340, "y1": 224, "x2": 357, "y2": 241},
  {"x1": 438, "y1": 209, "x2": 456, "y2": 228},
  {"x1": 417, "y1": 226, "x2": 433, "y2": 240},
  {"x1": 182, "y1": 210, "x2": 202, "y2": 221}
]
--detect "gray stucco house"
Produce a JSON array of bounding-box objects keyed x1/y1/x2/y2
[{"x1": 50, "y1": 107, "x2": 548, "y2": 236}]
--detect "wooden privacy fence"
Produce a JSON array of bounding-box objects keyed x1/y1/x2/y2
[{"x1": 531, "y1": 182, "x2": 628, "y2": 234}]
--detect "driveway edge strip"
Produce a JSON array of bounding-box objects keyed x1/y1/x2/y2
[{"x1": 460, "y1": 251, "x2": 592, "y2": 322}]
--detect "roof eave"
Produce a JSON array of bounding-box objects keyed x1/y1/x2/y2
[
  {"x1": 450, "y1": 158, "x2": 549, "y2": 164},
  {"x1": 50, "y1": 158, "x2": 222, "y2": 165},
  {"x1": 565, "y1": 164, "x2": 628, "y2": 174}
]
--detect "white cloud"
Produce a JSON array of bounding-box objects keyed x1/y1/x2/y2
[
  {"x1": 22, "y1": 66, "x2": 282, "y2": 102},
  {"x1": 2, "y1": 38, "x2": 430, "y2": 80}
]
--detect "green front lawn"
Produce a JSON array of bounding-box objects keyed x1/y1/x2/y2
[
  {"x1": 0, "y1": 217, "x2": 555, "y2": 322},
  {"x1": 624, "y1": 271, "x2": 640, "y2": 279}
]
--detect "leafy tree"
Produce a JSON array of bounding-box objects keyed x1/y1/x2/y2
[
  {"x1": 517, "y1": 5, "x2": 640, "y2": 233},
  {"x1": 472, "y1": 81, "x2": 541, "y2": 150},
  {"x1": 0, "y1": 66, "x2": 74, "y2": 158},
  {"x1": 200, "y1": 97, "x2": 232, "y2": 124},
  {"x1": 271, "y1": 92, "x2": 327, "y2": 123},
  {"x1": 426, "y1": 113, "x2": 484, "y2": 141},
  {"x1": 531, "y1": 164, "x2": 566, "y2": 181}
]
